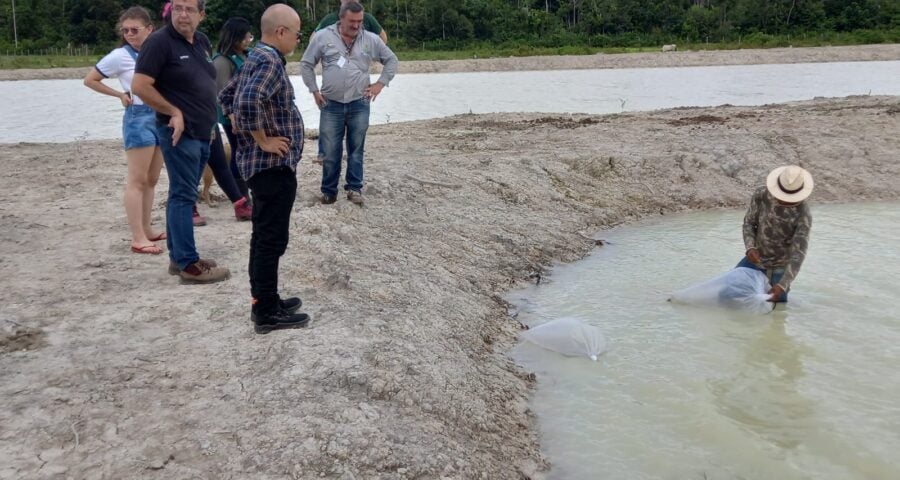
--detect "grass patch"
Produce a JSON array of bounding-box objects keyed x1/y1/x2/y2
[{"x1": 0, "y1": 55, "x2": 103, "y2": 69}]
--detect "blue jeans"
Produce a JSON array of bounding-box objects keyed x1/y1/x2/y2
[
  {"x1": 122, "y1": 105, "x2": 159, "y2": 150},
  {"x1": 736, "y1": 257, "x2": 788, "y2": 302},
  {"x1": 157, "y1": 125, "x2": 209, "y2": 269},
  {"x1": 319, "y1": 98, "x2": 370, "y2": 198}
]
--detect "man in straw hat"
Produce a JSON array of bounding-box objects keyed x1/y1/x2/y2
[{"x1": 738, "y1": 165, "x2": 814, "y2": 303}]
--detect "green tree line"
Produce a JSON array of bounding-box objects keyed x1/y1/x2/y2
[{"x1": 1, "y1": 0, "x2": 897, "y2": 52}]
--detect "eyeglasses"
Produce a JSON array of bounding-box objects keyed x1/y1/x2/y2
[
  {"x1": 120, "y1": 26, "x2": 147, "y2": 35},
  {"x1": 172, "y1": 5, "x2": 199, "y2": 16},
  {"x1": 279, "y1": 26, "x2": 302, "y2": 40}
]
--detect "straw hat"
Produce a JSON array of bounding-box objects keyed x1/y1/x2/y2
[{"x1": 766, "y1": 165, "x2": 814, "y2": 203}]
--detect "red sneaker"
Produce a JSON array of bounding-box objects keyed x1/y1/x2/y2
[{"x1": 234, "y1": 197, "x2": 252, "y2": 221}]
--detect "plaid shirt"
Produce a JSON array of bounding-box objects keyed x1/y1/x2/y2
[{"x1": 219, "y1": 43, "x2": 304, "y2": 180}]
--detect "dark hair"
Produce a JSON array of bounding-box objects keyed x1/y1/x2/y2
[
  {"x1": 118, "y1": 6, "x2": 153, "y2": 46},
  {"x1": 216, "y1": 17, "x2": 252, "y2": 56},
  {"x1": 339, "y1": 1, "x2": 364, "y2": 18},
  {"x1": 119, "y1": 6, "x2": 153, "y2": 31},
  {"x1": 162, "y1": 1, "x2": 206, "y2": 22}
]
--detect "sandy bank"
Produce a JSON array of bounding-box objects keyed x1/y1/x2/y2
[
  {"x1": 1, "y1": 96, "x2": 899, "y2": 479},
  {"x1": 2, "y1": 44, "x2": 899, "y2": 81}
]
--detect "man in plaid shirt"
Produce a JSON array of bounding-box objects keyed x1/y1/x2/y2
[{"x1": 219, "y1": 4, "x2": 309, "y2": 333}]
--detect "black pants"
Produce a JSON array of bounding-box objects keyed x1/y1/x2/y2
[
  {"x1": 206, "y1": 129, "x2": 244, "y2": 203},
  {"x1": 223, "y1": 123, "x2": 250, "y2": 198},
  {"x1": 247, "y1": 166, "x2": 297, "y2": 313}
]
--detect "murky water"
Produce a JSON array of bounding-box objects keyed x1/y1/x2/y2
[
  {"x1": 2, "y1": 60, "x2": 899, "y2": 143},
  {"x1": 509, "y1": 203, "x2": 900, "y2": 480}
]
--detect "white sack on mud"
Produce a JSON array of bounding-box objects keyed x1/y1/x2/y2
[
  {"x1": 670, "y1": 267, "x2": 774, "y2": 314},
  {"x1": 522, "y1": 317, "x2": 608, "y2": 361}
]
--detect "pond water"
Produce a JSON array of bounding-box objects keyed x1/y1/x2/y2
[
  {"x1": 509, "y1": 202, "x2": 900, "y2": 480},
  {"x1": 1, "y1": 60, "x2": 899, "y2": 143}
]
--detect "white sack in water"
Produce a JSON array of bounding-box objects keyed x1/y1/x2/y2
[
  {"x1": 670, "y1": 267, "x2": 774, "y2": 315},
  {"x1": 522, "y1": 317, "x2": 608, "y2": 361}
]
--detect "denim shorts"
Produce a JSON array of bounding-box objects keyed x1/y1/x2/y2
[{"x1": 122, "y1": 104, "x2": 159, "y2": 150}]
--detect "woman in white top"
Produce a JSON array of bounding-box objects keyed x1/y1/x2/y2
[{"x1": 83, "y1": 6, "x2": 165, "y2": 255}]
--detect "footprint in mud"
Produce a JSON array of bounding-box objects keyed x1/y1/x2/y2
[{"x1": 0, "y1": 327, "x2": 47, "y2": 353}]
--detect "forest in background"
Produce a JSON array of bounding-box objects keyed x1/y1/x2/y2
[{"x1": 0, "y1": 0, "x2": 897, "y2": 55}]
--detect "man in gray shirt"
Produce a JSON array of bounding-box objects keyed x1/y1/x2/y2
[{"x1": 300, "y1": 1, "x2": 398, "y2": 205}]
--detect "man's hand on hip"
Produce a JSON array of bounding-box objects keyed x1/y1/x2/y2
[
  {"x1": 313, "y1": 92, "x2": 327, "y2": 109},
  {"x1": 258, "y1": 135, "x2": 290, "y2": 157},
  {"x1": 365, "y1": 82, "x2": 384, "y2": 102}
]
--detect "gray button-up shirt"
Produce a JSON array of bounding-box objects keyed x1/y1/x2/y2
[{"x1": 300, "y1": 23, "x2": 398, "y2": 103}]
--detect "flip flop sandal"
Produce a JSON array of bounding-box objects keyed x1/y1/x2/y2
[
  {"x1": 148, "y1": 232, "x2": 167, "y2": 242},
  {"x1": 131, "y1": 244, "x2": 163, "y2": 255}
]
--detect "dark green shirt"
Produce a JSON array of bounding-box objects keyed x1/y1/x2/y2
[{"x1": 314, "y1": 12, "x2": 382, "y2": 34}]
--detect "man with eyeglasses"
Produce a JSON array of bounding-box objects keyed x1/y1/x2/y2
[
  {"x1": 218, "y1": 4, "x2": 310, "y2": 333},
  {"x1": 133, "y1": 0, "x2": 231, "y2": 283},
  {"x1": 300, "y1": 1, "x2": 398, "y2": 206}
]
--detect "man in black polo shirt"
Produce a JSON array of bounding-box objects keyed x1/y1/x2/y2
[{"x1": 133, "y1": 0, "x2": 230, "y2": 283}]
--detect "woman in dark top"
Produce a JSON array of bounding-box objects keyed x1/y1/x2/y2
[
  {"x1": 213, "y1": 17, "x2": 254, "y2": 202},
  {"x1": 187, "y1": 18, "x2": 254, "y2": 223}
]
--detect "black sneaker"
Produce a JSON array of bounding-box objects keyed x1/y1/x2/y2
[
  {"x1": 279, "y1": 297, "x2": 302, "y2": 313},
  {"x1": 252, "y1": 308, "x2": 310, "y2": 334},
  {"x1": 320, "y1": 195, "x2": 336, "y2": 205}
]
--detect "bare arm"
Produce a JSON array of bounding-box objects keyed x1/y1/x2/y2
[
  {"x1": 132, "y1": 73, "x2": 185, "y2": 145},
  {"x1": 132, "y1": 73, "x2": 178, "y2": 116},
  {"x1": 379, "y1": 29, "x2": 388, "y2": 43},
  {"x1": 83, "y1": 68, "x2": 131, "y2": 107}
]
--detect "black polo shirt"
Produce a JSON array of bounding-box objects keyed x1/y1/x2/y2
[{"x1": 135, "y1": 24, "x2": 217, "y2": 141}]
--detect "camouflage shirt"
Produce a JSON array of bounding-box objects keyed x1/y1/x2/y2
[{"x1": 742, "y1": 187, "x2": 812, "y2": 290}]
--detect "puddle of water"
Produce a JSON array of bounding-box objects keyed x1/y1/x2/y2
[{"x1": 510, "y1": 202, "x2": 900, "y2": 480}]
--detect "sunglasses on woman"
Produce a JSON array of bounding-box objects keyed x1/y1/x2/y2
[{"x1": 120, "y1": 26, "x2": 147, "y2": 36}]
